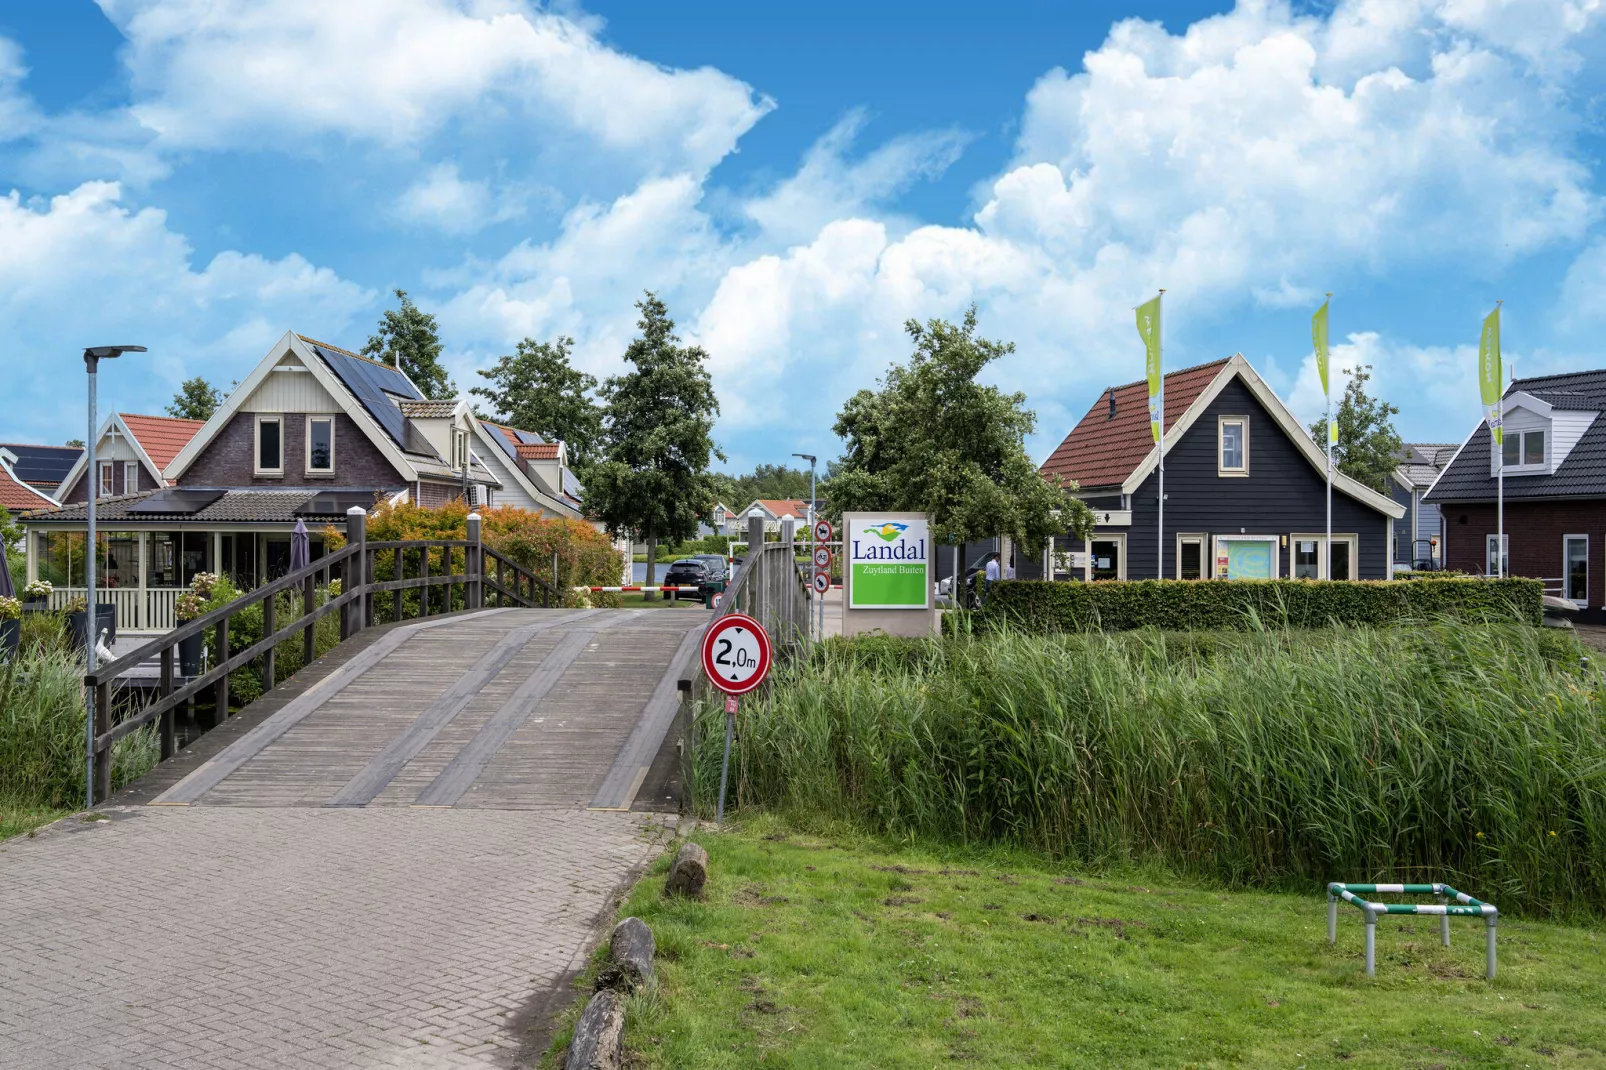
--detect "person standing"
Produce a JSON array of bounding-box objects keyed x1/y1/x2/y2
[{"x1": 982, "y1": 552, "x2": 1001, "y2": 605}]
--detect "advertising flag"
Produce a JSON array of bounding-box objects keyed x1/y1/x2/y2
[
  {"x1": 1136, "y1": 294, "x2": 1162, "y2": 442},
  {"x1": 1480, "y1": 305, "x2": 1503, "y2": 445},
  {"x1": 1312, "y1": 298, "x2": 1336, "y2": 445}
]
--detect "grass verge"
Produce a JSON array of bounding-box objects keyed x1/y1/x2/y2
[
  {"x1": 547, "y1": 815, "x2": 1606, "y2": 1069},
  {"x1": 0, "y1": 796, "x2": 68, "y2": 841}
]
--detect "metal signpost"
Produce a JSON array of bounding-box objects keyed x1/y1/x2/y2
[
  {"x1": 701, "y1": 612, "x2": 773, "y2": 825},
  {"x1": 812, "y1": 519, "x2": 833, "y2": 640}
]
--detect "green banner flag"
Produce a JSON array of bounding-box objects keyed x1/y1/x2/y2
[
  {"x1": 1136, "y1": 294, "x2": 1162, "y2": 443},
  {"x1": 1312, "y1": 299, "x2": 1330, "y2": 396},
  {"x1": 1480, "y1": 305, "x2": 1502, "y2": 445}
]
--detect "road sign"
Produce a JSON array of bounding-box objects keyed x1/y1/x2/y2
[
  {"x1": 710, "y1": 592, "x2": 722, "y2": 611},
  {"x1": 813, "y1": 546, "x2": 832, "y2": 569},
  {"x1": 814, "y1": 519, "x2": 833, "y2": 544},
  {"x1": 812, "y1": 572, "x2": 830, "y2": 594},
  {"x1": 701, "y1": 612, "x2": 772, "y2": 695}
]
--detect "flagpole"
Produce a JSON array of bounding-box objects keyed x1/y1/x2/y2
[
  {"x1": 1324, "y1": 293, "x2": 1333, "y2": 582},
  {"x1": 1496, "y1": 301, "x2": 1505, "y2": 578},
  {"x1": 1157, "y1": 289, "x2": 1165, "y2": 581}
]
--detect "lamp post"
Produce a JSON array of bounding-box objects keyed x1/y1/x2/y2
[
  {"x1": 83, "y1": 344, "x2": 146, "y2": 810},
  {"x1": 792, "y1": 453, "x2": 816, "y2": 641}
]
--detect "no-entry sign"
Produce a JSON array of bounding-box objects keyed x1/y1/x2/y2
[
  {"x1": 812, "y1": 572, "x2": 830, "y2": 594},
  {"x1": 701, "y1": 613, "x2": 772, "y2": 695}
]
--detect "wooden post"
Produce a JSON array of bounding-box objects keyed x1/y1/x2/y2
[
  {"x1": 364, "y1": 544, "x2": 374, "y2": 628},
  {"x1": 159, "y1": 645, "x2": 175, "y2": 761},
  {"x1": 395, "y1": 547, "x2": 406, "y2": 623},
  {"x1": 552, "y1": 549, "x2": 559, "y2": 608},
  {"x1": 677, "y1": 678, "x2": 692, "y2": 815},
  {"x1": 496, "y1": 555, "x2": 505, "y2": 608},
  {"x1": 420, "y1": 541, "x2": 430, "y2": 617},
  {"x1": 344, "y1": 507, "x2": 366, "y2": 639},
  {"x1": 214, "y1": 614, "x2": 230, "y2": 726},
  {"x1": 93, "y1": 680, "x2": 111, "y2": 803},
  {"x1": 262, "y1": 587, "x2": 276, "y2": 691},
  {"x1": 302, "y1": 570, "x2": 315, "y2": 666},
  {"x1": 466, "y1": 513, "x2": 482, "y2": 611}
]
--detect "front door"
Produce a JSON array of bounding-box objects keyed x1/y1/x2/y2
[{"x1": 1090, "y1": 539, "x2": 1122, "y2": 581}]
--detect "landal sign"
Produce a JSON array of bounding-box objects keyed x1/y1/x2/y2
[{"x1": 847, "y1": 516, "x2": 930, "y2": 609}]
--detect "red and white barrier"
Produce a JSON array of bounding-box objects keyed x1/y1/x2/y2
[{"x1": 575, "y1": 585, "x2": 703, "y2": 593}]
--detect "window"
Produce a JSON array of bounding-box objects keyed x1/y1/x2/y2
[
  {"x1": 1565, "y1": 535, "x2": 1588, "y2": 606},
  {"x1": 124, "y1": 461, "x2": 139, "y2": 493},
  {"x1": 255, "y1": 416, "x2": 283, "y2": 475},
  {"x1": 1212, "y1": 535, "x2": 1277, "y2": 580},
  {"x1": 98, "y1": 461, "x2": 113, "y2": 498},
  {"x1": 1218, "y1": 416, "x2": 1249, "y2": 476},
  {"x1": 1486, "y1": 534, "x2": 1509, "y2": 577},
  {"x1": 1330, "y1": 539, "x2": 1353, "y2": 581},
  {"x1": 1500, "y1": 429, "x2": 1546, "y2": 470},
  {"x1": 1290, "y1": 534, "x2": 1359, "y2": 580},
  {"x1": 1293, "y1": 538, "x2": 1320, "y2": 579},
  {"x1": 453, "y1": 429, "x2": 469, "y2": 471},
  {"x1": 1177, "y1": 534, "x2": 1205, "y2": 580},
  {"x1": 1088, "y1": 536, "x2": 1125, "y2": 581},
  {"x1": 306, "y1": 416, "x2": 334, "y2": 473}
]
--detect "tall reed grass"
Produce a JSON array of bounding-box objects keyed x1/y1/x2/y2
[
  {"x1": 696, "y1": 624, "x2": 1606, "y2": 917},
  {"x1": 0, "y1": 648, "x2": 159, "y2": 809}
]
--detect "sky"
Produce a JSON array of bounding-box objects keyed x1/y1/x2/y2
[{"x1": 1, "y1": 0, "x2": 1604, "y2": 475}]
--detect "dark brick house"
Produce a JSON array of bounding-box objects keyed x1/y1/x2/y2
[
  {"x1": 1424, "y1": 368, "x2": 1606, "y2": 620},
  {"x1": 1037, "y1": 353, "x2": 1405, "y2": 581}
]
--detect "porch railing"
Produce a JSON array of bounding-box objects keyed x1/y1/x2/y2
[
  {"x1": 82, "y1": 510, "x2": 560, "y2": 803},
  {"x1": 48, "y1": 587, "x2": 186, "y2": 632}
]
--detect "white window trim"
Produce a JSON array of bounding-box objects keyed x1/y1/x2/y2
[
  {"x1": 453, "y1": 429, "x2": 469, "y2": 472},
  {"x1": 1217, "y1": 415, "x2": 1249, "y2": 477},
  {"x1": 1084, "y1": 533, "x2": 1127, "y2": 581},
  {"x1": 305, "y1": 414, "x2": 336, "y2": 475},
  {"x1": 1496, "y1": 428, "x2": 1549, "y2": 476},
  {"x1": 1564, "y1": 534, "x2": 1588, "y2": 608},
  {"x1": 1288, "y1": 534, "x2": 1360, "y2": 581},
  {"x1": 97, "y1": 460, "x2": 113, "y2": 498},
  {"x1": 254, "y1": 415, "x2": 284, "y2": 476},
  {"x1": 1210, "y1": 534, "x2": 1280, "y2": 580},
  {"x1": 1175, "y1": 532, "x2": 1207, "y2": 580},
  {"x1": 1486, "y1": 534, "x2": 1509, "y2": 577},
  {"x1": 123, "y1": 461, "x2": 139, "y2": 494}
]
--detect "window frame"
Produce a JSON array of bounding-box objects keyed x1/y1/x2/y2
[
  {"x1": 1564, "y1": 533, "x2": 1589, "y2": 607},
  {"x1": 123, "y1": 461, "x2": 139, "y2": 494},
  {"x1": 1497, "y1": 428, "x2": 1548, "y2": 474},
  {"x1": 1209, "y1": 534, "x2": 1280, "y2": 580},
  {"x1": 1084, "y1": 533, "x2": 1126, "y2": 581},
  {"x1": 1217, "y1": 415, "x2": 1249, "y2": 477},
  {"x1": 452, "y1": 428, "x2": 469, "y2": 472},
  {"x1": 254, "y1": 415, "x2": 284, "y2": 477},
  {"x1": 305, "y1": 414, "x2": 336, "y2": 475},
  {"x1": 97, "y1": 460, "x2": 113, "y2": 498},
  {"x1": 1485, "y1": 534, "x2": 1509, "y2": 577},
  {"x1": 1288, "y1": 534, "x2": 1360, "y2": 580},
  {"x1": 1175, "y1": 533, "x2": 1206, "y2": 580}
]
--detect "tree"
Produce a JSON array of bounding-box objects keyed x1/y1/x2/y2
[
  {"x1": 471, "y1": 336, "x2": 604, "y2": 471},
  {"x1": 166, "y1": 376, "x2": 223, "y2": 421},
  {"x1": 1307, "y1": 364, "x2": 1402, "y2": 494},
  {"x1": 363, "y1": 288, "x2": 455, "y2": 399},
  {"x1": 709, "y1": 463, "x2": 815, "y2": 509},
  {"x1": 65, "y1": 438, "x2": 83, "y2": 448},
  {"x1": 585, "y1": 293, "x2": 723, "y2": 598},
  {"x1": 828, "y1": 308, "x2": 1094, "y2": 553}
]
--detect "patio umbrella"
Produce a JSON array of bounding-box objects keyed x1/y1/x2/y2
[
  {"x1": 0, "y1": 539, "x2": 13, "y2": 598},
  {"x1": 289, "y1": 518, "x2": 310, "y2": 574}
]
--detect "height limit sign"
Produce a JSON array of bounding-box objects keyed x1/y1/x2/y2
[{"x1": 701, "y1": 613, "x2": 773, "y2": 696}]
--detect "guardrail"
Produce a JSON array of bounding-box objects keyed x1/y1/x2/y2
[
  {"x1": 82, "y1": 509, "x2": 560, "y2": 802},
  {"x1": 713, "y1": 514, "x2": 812, "y2": 655}
]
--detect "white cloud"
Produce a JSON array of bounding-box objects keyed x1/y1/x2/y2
[
  {"x1": 1558, "y1": 239, "x2": 1606, "y2": 329},
  {"x1": 0, "y1": 182, "x2": 372, "y2": 443},
  {"x1": 97, "y1": 0, "x2": 773, "y2": 175},
  {"x1": 1285, "y1": 331, "x2": 1481, "y2": 445},
  {"x1": 393, "y1": 162, "x2": 528, "y2": 235},
  {"x1": 0, "y1": 36, "x2": 40, "y2": 141}
]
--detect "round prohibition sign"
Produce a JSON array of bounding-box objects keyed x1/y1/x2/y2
[
  {"x1": 814, "y1": 519, "x2": 834, "y2": 544},
  {"x1": 813, "y1": 546, "x2": 832, "y2": 569},
  {"x1": 812, "y1": 572, "x2": 830, "y2": 594},
  {"x1": 702, "y1": 613, "x2": 773, "y2": 695}
]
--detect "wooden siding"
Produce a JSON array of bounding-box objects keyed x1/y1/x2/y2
[
  {"x1": 1076, "y1": 377, "x2": 1392, "y2": 580},
  {"x1": 242, "y1": 362, "x2": 343, "y2": 413}
]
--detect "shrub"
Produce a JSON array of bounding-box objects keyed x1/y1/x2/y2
[
  {"x1": 703, "y1": 623, "x2": 1606, "y2": 917},
  {"x1": 976, "y1": 577, "x2": 1542, "y2": 633}
]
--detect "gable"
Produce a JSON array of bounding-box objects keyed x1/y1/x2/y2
[{"x1": 238, "y1": 354, "x2": 343, "y2": 414}]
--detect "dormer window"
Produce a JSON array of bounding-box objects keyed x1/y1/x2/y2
[
  {"x1": 453, "y1": 429, "x2": 469, "y2": 471},
  {"x1": 1502, "y1": 429, "x2": 1545, "y2": 468}
]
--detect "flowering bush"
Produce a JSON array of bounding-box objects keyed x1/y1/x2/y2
[
  {"x1": 174, "y1": 592, "x2": 205, "y2": 623},
  {"x1": 327, "y1": 578, "x2": 342, "y2": 598},
  {"x1": 62, "y1": 595, "x2": 87, "y2": 614},
  {"x1": 0, "y1": 595, "x2": 20, "y2": 620},
  {"x1": 188, "y1": 572, "x2": 221, "y2": 599},
  {"x1": 23, "y1": 579, "x2": 52, "y2": 600}
]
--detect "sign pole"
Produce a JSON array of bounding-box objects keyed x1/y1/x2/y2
[
  {"x1": 716, "y1": 695, "x2": 736, "y2": 826},
  {"x1": 701, "y1": 612, "x2": 773, "y2": 827}
]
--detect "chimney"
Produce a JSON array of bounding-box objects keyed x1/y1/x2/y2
[{"x1": 1106, "y1": 388, "x2": 1117, "y2": 421}]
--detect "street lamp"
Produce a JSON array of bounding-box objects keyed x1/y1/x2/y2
[
  {"x1": 792, "y1": 453, "x2": 817, "y2": 641},
  {"x1": 83, "y1": 345, "x2": 145, "y2": 810}
]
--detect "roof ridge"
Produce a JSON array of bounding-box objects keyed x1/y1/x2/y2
[
  {"x1": 1094, "y1": 356, "x2": 1232, "y2": 396},
  {"x1": 120, "y1": 412, "x2": 206, "y2": 424},
  {"x1": 298, "y1": 334, "x2": 395, "y2": 369}
]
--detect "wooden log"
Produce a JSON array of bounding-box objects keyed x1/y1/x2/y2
[
  {"x1": 664, "y1": 841, "x2": 708, "y2": 899},
  {"x1": 595, "y1": 917, "x2": 654, "y2": 992},
  {"x1": 564, "y1": 988, "x2": 625, "y2": 1070}
]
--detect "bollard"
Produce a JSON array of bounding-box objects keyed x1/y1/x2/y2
[
  {"x1": 466, "y1": 512, "x2": 482, "y2": 610},
  {"x1": 1438, "y1": 894, "x2": 1451, "y2": 947},
  {"x1": 1327, "y1": 893, "x2": 1338, "y2": 944},
  {"x1": 1486, "y1": 916, "x2": 1498, "y2": 980},
  {"x1": 1363, "y1": 909, "x2": 1376, "y2": 977}
]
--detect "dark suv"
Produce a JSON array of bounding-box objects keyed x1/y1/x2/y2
[{"x1": 662, "y1": 558, "x2": 710, "y2": 603}]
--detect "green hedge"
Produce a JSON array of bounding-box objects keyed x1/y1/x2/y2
[{"x1": 975, "y1": 576, "x2": 1544, "y2": 632}]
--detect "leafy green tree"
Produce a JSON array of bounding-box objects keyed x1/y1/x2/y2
[
  {"x1": 471, "y1": 336, "x2": 603, "y2": 471},
  {"x1": 1307, "y1": 364, "x2": 1402, "y2": 494},
  {"x1": 65, "y1": 438, "x2": 83, "y2": 448},
  {"x1": 586, "y1": 294, "x2": 723, "y2": 598},
  {"x1": 828, "y1": 308, "x2": 1094, "y2": 552},
  {"x1": 166, "y1": 376, "x2": 223, "y2": 421},
  {"x1": 710, "y1": 463, "x2": 815, "y2": 509},
  {"x1": 363, "y1": 288, "x2": 455, "y2": 399}
]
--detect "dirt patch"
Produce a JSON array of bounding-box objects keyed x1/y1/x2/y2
[
  {"x1": 1053, "y1": 876, "x2": 1085, "y2": 886},
  {"x1": 883, "y1": 895, "x2": 924, "y2": 907},
  {"x1": 870, "y1": 864, "x2": 930, "y2": 875},
  {"x1": 1021, "y1": 913, "x2": 1056, "y2": 923},
  {"x1": 732, "y1": 884, "x2": 789, "y2": 907},
  {"x1": 940, "y1": 868, "x2": 982, "y2": 877}
]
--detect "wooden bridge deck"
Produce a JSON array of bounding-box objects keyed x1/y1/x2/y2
[{"x1": 129, "y1": 608, "x2": 706, "y2": 812}]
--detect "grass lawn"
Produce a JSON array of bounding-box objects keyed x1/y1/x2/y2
[
  {"x1": 0, "y1": 797, "x2": 68, "y2": 841},
  {"x1": 609, "y1": 592, "x2": 713, "y2": 610},
  {"x1": 548, "y1": 815, "x2": 1606, "y2": 1069}
]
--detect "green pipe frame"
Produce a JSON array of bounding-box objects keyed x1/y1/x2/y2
[{"x1": 1326, "y1": 882, "x2": 1498, "y2": 980}]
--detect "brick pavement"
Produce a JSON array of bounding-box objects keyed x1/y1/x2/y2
[{"x1": 0, "y1": 806, "x2": 671, "y2": 1069}]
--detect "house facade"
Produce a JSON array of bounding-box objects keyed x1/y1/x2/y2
[
  {"x1": 20, "y1": 331, "x2": 591, "y2": 631},
  {"x1": 1391, "y1": 443, "x2": 1454, "y2": 568},
  {"x1": 1039, "y1": 354, "x2": 1405, "y2": 581},
  {"x1": 1424, "y1": 369, "x2": 1606, "y2": 619}
]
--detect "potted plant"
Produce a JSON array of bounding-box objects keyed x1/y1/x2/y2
[
  {"x1": 175, "y1": 591, "x2": 206, "y2": 675},
  {"x1": 66, "y1": 594, "x2": 117, "y2": 652},
  {"x1": 0, "y1": 595, "x2": 19, "y2": 661},
  {"x1": 23, "y1": 578, "x2": 52, "y2": 604}
]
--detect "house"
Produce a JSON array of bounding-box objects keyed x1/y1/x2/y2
[
  {"x1": 1038, "y1": 354, "x2": 1405, "y2": 581},
  {"x1": 1, "y1": 450, "x2": 60, "y2": 517},
  {"x1": 733, "y1": 499, "x2": 816, "y2": 535},
  {"x1": 20, "y1": 331, "x2": 591, "y2": 631},
  {"x1": 1423, "y1": 367, "x2": 1606, "y2": 617},
  {"x1": 0, "y1": 441, "x2": 82, "y2": 498},
  {"x1": 1391, "y1": 443, "x2": 1455, "y2": 569}
]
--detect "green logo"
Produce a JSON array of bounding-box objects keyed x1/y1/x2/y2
[{"x1": 869, "y1": 522, "x2": 908, "y2": 542}]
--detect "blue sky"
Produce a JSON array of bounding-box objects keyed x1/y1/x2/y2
[{"x1": 1, "y1": 0, "x2": 1604, "y2": 474}]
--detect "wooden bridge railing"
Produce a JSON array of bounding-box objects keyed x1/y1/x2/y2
[
  {"x1": 83, "y1": 508, "x2": 561, "y2": 802},
  {"x1": 713, "y1": 513, "x2": 812, "y2": 655}
]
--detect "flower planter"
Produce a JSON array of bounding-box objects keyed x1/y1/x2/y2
[
  {"x1": 69, "y1": 605, "x2": 117, "y2": 652},
  {"x1": 0, "y1": 619, "x2": 18, "y2": 661},
  {"x1": 178, "y1": 631, "x2": 205, "y2": 676}
]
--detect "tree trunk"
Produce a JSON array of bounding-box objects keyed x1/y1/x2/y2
[{"x1": 645, "y1": 534, "x2": 658, "y2": 601}]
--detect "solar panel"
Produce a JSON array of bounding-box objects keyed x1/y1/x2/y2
[
  {"x1": 126, "y1": 488, "x2": 226, "y2": 515},
  {"x1": 562, "y1": 468, "x2": 584, "y2": 502},
  {"x1": 312, "y1": 345, "x2": 420, "y2": 447},
  {"x1": 295, "y1": 491, "x2": 381, "y2": 517}
]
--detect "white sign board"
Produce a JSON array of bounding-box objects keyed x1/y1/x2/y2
[{"x1": 845, "y1": 515, "x2": 930, "y2": 610}]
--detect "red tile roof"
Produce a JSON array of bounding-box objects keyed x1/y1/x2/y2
[
  {"x1": 1039, "y1": 359, "x2": 1230, "y2": 489},
  {"x1": 516, "y1": 442, "x2": 560, "y2": 460},
  {"x1": 0, "y1": 463, "x2": 56, "y2": 511},
  {"x1": 756, "y1": 498, "x2": 809, "y2": 519},
  {"x1": 120, "y1": 413, "x2": 206, "y2": 474}
]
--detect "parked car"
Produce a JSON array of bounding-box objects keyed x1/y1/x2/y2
[
  {"x1": 693, "y1": 554, "x2": 728, "y2": 581},
  {"x1": 934, "y1": 553, "x2": 999, "y2": 609},
  {"x1": 662, "y1": 558, "x2": 711, "y2": 603}
]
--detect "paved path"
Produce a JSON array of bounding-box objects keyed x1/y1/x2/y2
[{"x1": 0, "y1": 608, "x2": 703, "y2": 1069}]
